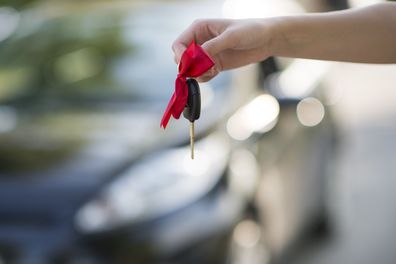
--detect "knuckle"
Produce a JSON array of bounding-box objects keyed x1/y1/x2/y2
[
  {"x1": 191, "y1": 19, "x2": 206, "y2": 29},
  {"x1": 198, "y1": 69, "x2": 218, "y2": 83},
  {"x1": 214, "y1": 61, "x2": 222, "y2": 72},
  {"x1": 222, "y1": 29, "x2": 237, "y2": 43}
]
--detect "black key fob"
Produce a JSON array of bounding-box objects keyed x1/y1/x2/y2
[{"x1": 183, "y1": 78, "x2": 201, "y2": 122}]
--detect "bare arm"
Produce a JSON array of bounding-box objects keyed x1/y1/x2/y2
[
  {"x1": 173, "y1": 3, "x2": 396, "y2": 81},
  {"x1": 271, "y1": 3, "x2": 396, "y2": 63}
]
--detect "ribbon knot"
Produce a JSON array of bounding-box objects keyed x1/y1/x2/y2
[{"x1": 160, "y1": 41, "x2": 214, "y2": 129}]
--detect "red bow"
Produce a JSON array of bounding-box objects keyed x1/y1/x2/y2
[{"x1": 160, "y1": 41, "x2": 215, "y2": 129}]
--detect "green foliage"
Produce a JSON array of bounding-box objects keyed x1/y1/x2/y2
[{"x1": 0, "y1": 0, "x2": 38, "y2": 9}]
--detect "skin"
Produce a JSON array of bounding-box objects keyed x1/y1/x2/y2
[{"x1": 172, "y1": 3, "x2": 396, "y2": 82}]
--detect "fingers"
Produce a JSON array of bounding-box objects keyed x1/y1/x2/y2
[
  {"x1": 196, "y1": 66, "x2": 220, "y2": 82},
  {"x1": 201, "y1": 30, "x2": 237, "y2": 57},
  {"x1": 172, "y1": 42, "x2": 186, "y2": 64},
  {"x1": 216, "y1": 48, "x2": 268, "y2": 70},
  {"x1": 172, "y1": 19, "x2": 232, "y2": 64},
  {"x1": 172, "y1": 19, "x2": 208, "y2": 64},
  {"x1": 172, "y1": 19, "x2": 240, "y2": 82}
]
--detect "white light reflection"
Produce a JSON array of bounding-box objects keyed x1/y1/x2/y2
[
  {"x1": 222, "y1": 0, "x2": 303, "y2": 19},
  {"x1": 76, "y1": 187, "x2": 145, "y2": 232},
  {"x1": 277, "y1": 59, "x2": 331, "y2": 98},
  {"x1": 0, "y1": 106, "x2": 17, "y2": 133},
  {"x1": 227, "y1": 94, "x2": 279, "y2": 141},
  {"x1": 233, "y1": 220, "x2": 261, "y2": 248},
  {"x1": 183, "y1": 150, "x2": 209, "y2": 176},
  {"x1": 75, "y1": 200, "x2": 111, "y2": 232},
  {"x1": 349, "y1": 0, "x2": 382, "y2": 7},
  {"x1": 0, "y1": 7, "x2": 19, "y2": 42},
  {"x1": 76, "y1": 133, "x2": 230, "y2": 233},
  {"x1": 296, "y1": 97, "x2": 325, "y2": 127},
  {"x1": 229, "y1": 149, "x2": 258, "y2": 197}
]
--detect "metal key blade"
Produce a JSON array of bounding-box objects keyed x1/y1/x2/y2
[{"x1": 190, "y1": 122, "x2": 194, "y2": 159}]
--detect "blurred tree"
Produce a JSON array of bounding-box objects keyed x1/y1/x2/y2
[
  {"x1": 0, "y1": 7, "x2": 133, "y2": 104},
  {"x1": 0, "y1": 0, "x2": 38, "y2": 9}
]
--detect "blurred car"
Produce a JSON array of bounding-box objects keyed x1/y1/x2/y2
[{"x1": 0, "y1": 0, "x2": 337, "y2": 264}]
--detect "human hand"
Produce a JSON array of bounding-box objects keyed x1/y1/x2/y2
[{"x1": 172, "y1": 18, "x2": 276, "y2": 82}]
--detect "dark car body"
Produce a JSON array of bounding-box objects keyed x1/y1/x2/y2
[{"x1": 0, "y1": 1, "x2": 336, "y2": 263}]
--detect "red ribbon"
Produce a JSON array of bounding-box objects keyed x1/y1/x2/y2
[{"x1": 160, "y1": 41, "x2": 215, "y2": 129}]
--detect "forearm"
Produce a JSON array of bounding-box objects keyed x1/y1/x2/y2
[{"x1": 269, "y1": 3, "x2": 396, "y2": 63}]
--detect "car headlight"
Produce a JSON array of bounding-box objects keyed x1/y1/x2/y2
[{"x1": 75, "y1": 133, "x2": 230, "y2": 234}]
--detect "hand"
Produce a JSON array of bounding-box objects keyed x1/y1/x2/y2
[{"x1": 172, "y1": 18, "x2": 275, "y2": 82}]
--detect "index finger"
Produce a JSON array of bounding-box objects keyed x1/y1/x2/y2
[{"x1": 172, "y1": 19, "x2": 220, "y2": 64}]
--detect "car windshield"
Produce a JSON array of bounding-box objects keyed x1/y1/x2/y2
[{"x1": 0, "y1": 2, "x2": 188, "y2": 105}]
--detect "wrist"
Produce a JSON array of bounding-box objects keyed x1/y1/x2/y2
[
  {"x1": 266, "y1": 15, "x2": 312, "y2": 58},
  {"x1": 265, "y1": 16, "x2": 291, "y2": 57}
]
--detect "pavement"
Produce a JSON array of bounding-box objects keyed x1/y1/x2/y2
[{"x1": 286, "y1": 62, "x2": 396, "y2": 264}]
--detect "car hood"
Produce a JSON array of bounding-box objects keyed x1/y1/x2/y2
[
  {"x1": 0, "y1": 95, "x2": 229, "y2": 216},
  {"x1": 0, "y1": 0, "x2": 232, "y2": 218},
  {"x1": 0, "y1": 107, "x2": 161, "y2": 217},
  {"x1": 0, "y1": 103, "x2": 184, "y2": 177}
]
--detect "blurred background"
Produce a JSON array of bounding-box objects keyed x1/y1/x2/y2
[{"x1": 0, "y1": 0, "x2": 395, "y2": 263}]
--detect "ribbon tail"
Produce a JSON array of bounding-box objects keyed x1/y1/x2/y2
[
  {"x1": 171, "y1": 76, "x2": 188, "y2": 119},
  {"x1": 160, "y1": 93, "x2": 176, "y2": 129}
]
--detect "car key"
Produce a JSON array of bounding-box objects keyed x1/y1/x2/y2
[{"x1": 183, "y1": 78, "x2": 201, "y2": 159}]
